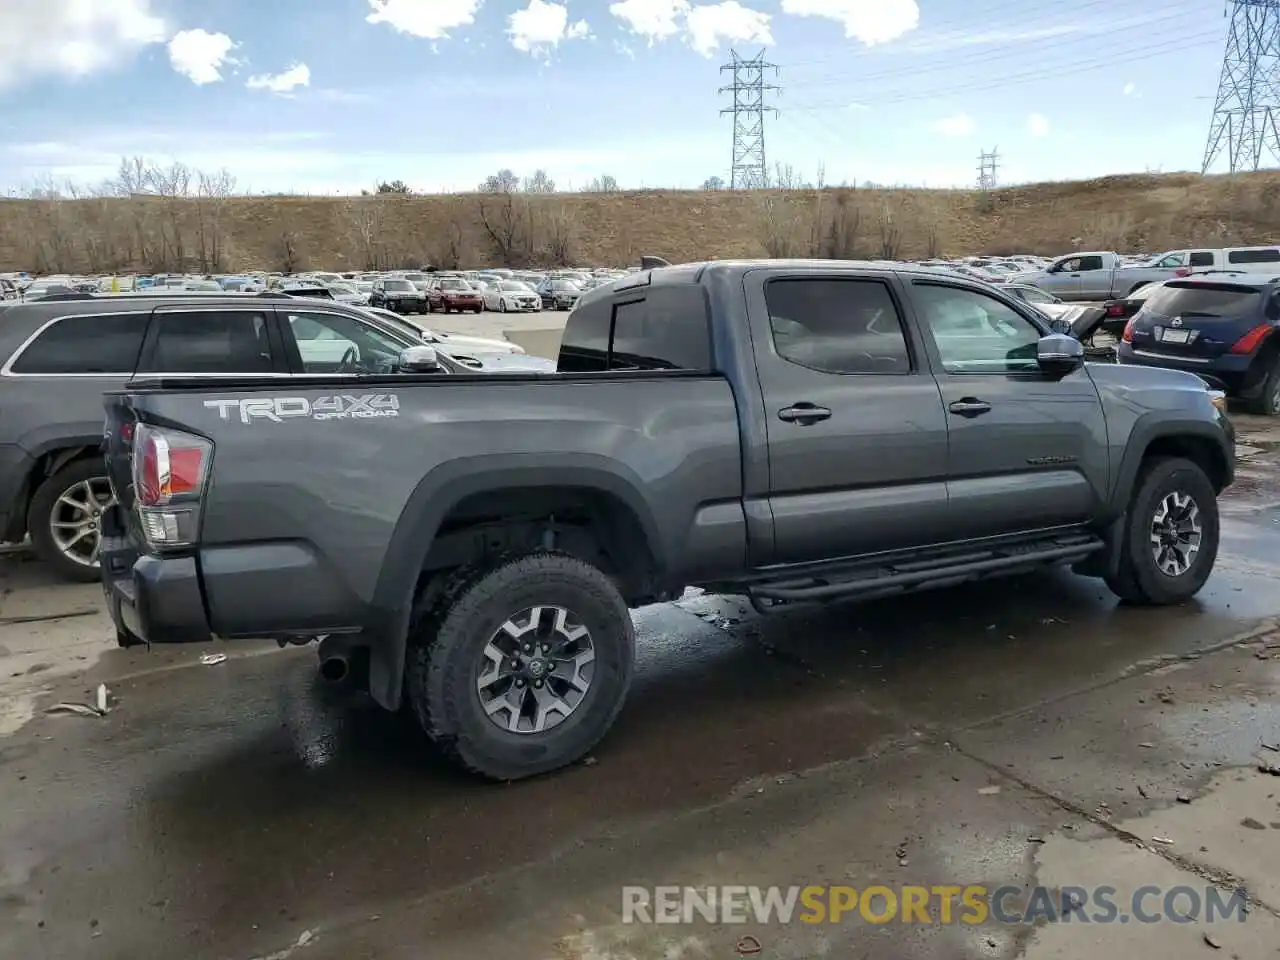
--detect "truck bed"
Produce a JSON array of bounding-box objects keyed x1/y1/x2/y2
[{"x1": 104, "y1": 370, "x2": 747, "y2": 642}]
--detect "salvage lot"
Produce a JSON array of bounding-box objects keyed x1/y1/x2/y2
[{"x1": 3, "y1": 416, "x2": 1280, "y2": 960}]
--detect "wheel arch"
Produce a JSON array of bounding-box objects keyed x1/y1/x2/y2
[
  {"x1": 365, "y1": 457, "x2": 665, "y2": 711},
  {"x1": 1109, "y1": 418, "x2": 1232, "y2": 519},
  {"x1": 10, "y1": 437, "x2": 103, "y2": 540}
]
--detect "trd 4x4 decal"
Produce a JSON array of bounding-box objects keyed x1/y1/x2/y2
[{"x1": 204, "y1": 394, "x2": 400, "y2": 424}]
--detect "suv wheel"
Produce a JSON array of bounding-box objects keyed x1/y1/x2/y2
[
  {"x1": 406, "y1": 552, "x2": 635, "y2": 780},
  {"x1": 29, "y1": 459, "x2": 116, "y2": 583},
  {"x1": 1250, "y1": 357, "x2": 1280, "y2": 415},
  {"x1": 1105, "y1": 456, "x2": 1219, "y2": 605}
]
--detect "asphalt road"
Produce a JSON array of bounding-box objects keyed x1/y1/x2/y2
[{"x1": 2, "y1": 417, "x2": 1280, "y2": 960}]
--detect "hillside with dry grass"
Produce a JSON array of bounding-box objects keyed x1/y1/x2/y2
[{"x1": 3, "y1": 171, "x2": 1280, "y2": 275}]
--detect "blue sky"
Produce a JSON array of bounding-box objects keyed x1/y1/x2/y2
[{"x1": 0, "y1": 0, "x2": 1236, "y2": 194}]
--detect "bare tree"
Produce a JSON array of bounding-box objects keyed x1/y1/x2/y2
[
  {"x1": 478, "y1": 168, "x2": 520, "y2": 193},
  {"x1": 277, "y1": 229, "x2": 303, "y2": 274},
  {"x1": 146, "y1": 161, "x2": 193, "y2": 270},
  {"x1": 540, "y1": 202, "x2": 577, "y2": 265},
  {"x1": 585, "y1": 174, "x2": 618, "y2": 193},
  {"x1": 341, "y1": 196, "x2": 385, "y2": 269},
  {"x1": 756, "y1": 196, "x2": 801, "y2": 258},
  {"x1": 523, "y1": 169, "x2": 556, "y2": 194},
  {"x1": 876, "y1": 199, "x2": 902, "y2": 260},
  {"x1": 195, "y1": 167, "x2": 237, "y2": 272},
  {"x1": 701, "y1": 176, "x2": 725, "y2": 190},
  {"x1": 475, "y1": 191, "x2": 531, "y2": 266},
  {"x1": 823, "y1": 190, "x2": 862, "y2": 259}
]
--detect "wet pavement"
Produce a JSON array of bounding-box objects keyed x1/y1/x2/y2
[{"x1": 2, "y1": 415, "x2": 1280, "y2": 960}]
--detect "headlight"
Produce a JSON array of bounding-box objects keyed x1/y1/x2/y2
[{"x1": 1207, "y1": 389, "x2": 1227, "y2": 413}]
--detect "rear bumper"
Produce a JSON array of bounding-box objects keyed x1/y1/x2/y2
[
  {"x1": 1116, "y1": 344, "x2": 1255, "y2": 393},
  {"x1": 101, "y1": 517, "x2": 212, "y2": 645}
]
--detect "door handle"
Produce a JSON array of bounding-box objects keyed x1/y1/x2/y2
[
  {"x1": 777, "y1": 402, "x2": 832, "y2": 424},
  {"x1": 948, "y1": 398, "x2": 991, "y2": 417}
]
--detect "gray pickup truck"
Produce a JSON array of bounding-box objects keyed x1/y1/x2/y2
[
  {"x1": 100, "y1": 259, "x2": 1235, "y2": 780},
  {"x1": 1014, "y1": 251, "x2": 1182, "y2": 301}
]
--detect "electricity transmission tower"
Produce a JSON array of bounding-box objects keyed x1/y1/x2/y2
[
  {"x1": 1201, "y1": 0, "x2": 1280, "y2": 174},
  {"x1": 977, "y1": 147, "x2": 1000, "y2": 190},
  {"x1": 719, "y1": 49, "x2": 779, "y2": 189}
]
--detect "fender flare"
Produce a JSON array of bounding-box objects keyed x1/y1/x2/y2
[
  {"x1": 365, "y1": 454, "x2": 664, "y2": 710},
  {"x1": 1106, "y1": 415, "x2": 1231, "y2": 518}
]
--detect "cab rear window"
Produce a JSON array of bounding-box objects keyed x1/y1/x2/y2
[
  {"x1": 558, "y1": 285, "x2": 711, "y2": 372},
  {"x1": 1143, "y1": 282, "x2": 1261, "y2": 316}
]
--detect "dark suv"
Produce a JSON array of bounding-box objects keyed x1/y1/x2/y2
[
  {"x1": 0, "y1": 292, "x2": 441, "y2": 580},
  {"x1": 1117, "y1": 273, "x2": 1280, "y2": 414}
]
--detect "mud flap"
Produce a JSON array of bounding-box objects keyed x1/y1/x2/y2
[{"x1": 1072, "y1": 515, "x2": 1125, "y2": 580}]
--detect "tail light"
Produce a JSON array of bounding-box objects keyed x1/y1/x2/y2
[
  {"x1": 131, "y1": 424, "x2": 212, "y2": 549},
  {"x1": 1105, "y1": 302, "x2": 1126, "y2": 317},
  {"x1": 1122, "y1": 319, "x2": 1136, "y2": 343},
  {"x1": 1231, "y1": 323, "x2": 1273, "y2": 354}
]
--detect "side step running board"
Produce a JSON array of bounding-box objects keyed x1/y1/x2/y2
[{"x1": 747, "y1": 532, "x2": 1105, "y2": 606}]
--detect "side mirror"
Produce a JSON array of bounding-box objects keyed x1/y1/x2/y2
[
  {"x1": 1037, "y1": 333, "x2": 1085, "y2": 378},
  {"x1": 398, "y1": 345, "x2": 442, "y2": 372}
]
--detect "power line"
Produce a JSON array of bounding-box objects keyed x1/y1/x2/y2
[
  {"x1": 787, "y1": 29, "x2": 1222, "y2": 112},
  {"x1": 788, "y1": 3, "x2": 1208, "y2": 91},
  {"x1": 719, "y1": 48, "x2": 780, "y2": 189},
  {"x1": 1202, "y1": 0, "x2": 1280, "y2": 173}
]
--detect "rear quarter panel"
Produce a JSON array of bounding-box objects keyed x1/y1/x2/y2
[{"x1": 134, "y1": 376, "x2": 745, "y2": 617}]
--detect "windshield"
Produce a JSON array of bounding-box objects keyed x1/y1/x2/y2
[
  {"x1": 385, "y1": 280, "x2": 412, "y2": 291},
  {"x1": 329, "y1": 283, "x2": 356, "y2": 295},
  {"x1": 551, "y1": 280, "x2": 581, "y2": 291},
  {"x1": 500, "y1": 281, "x2": 531, "y2": 292},
  {"x1": 1142, "y1": 282, "x2": 1261, "y2": 316},
  {"x1": 440, "y1": 279, "x2": 470, "y2": 290}
]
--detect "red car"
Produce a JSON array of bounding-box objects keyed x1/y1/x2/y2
[{"x1": 427, "y1": 277, "x2": 483, "y2": 314}]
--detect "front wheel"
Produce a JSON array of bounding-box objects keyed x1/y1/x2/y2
[
  {"x1": 1105, "y1": 456, "x2": 1219, "y2": 605},
  {"x1": 406, "y1": 552, "x2": 635, "y2": 780},
  {"x1": 28, "y1": 459, "x2": 116, "y2": 582}
]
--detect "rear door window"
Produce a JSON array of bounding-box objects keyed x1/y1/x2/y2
[
  {"x1": 138, "y1": 310, "x2": 276, "y2": 374},
  {"x1": 1141, "y1": 283, "x2": 1261, "y2": 317},
  {"x1": 764, "y1": 278, "x2": 912, "y2": 375},
  {"x1": 8, "y1": 313, "x2": 148, "y2": 374}
]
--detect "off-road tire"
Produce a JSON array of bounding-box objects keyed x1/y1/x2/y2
[
  {"x1": 405, "y1": 552, "x2": 635, "y2": 780},
  {"x1": 1105, "y1": 456, "x2": 1218, "y2": 605},
  {"x1": 29, "y1": 459, "x2": 110, "y2": 583}
]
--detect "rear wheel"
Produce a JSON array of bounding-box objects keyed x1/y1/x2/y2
[
  {"x1": 406, "y1": 552, "x2": 635, "y2": 780},
  {"x1": 1105, "y1": 457, "x2": 1218, "y2": 605},
  {"x1": 29, "y1": 459, "x2": 116, "y2": 583},
  {"x1": 1248, "y1": 356, "x2": 1280, "y2": 415}
]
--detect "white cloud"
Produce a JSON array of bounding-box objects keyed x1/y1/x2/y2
[
  {"x1": 364, "y1": 0, "x2": 481, "y2": 40},
  {"x1": 779, "y1": 0, "x2": 918, "y2": 46},
  {"x1": 246, "y1": 63, "x2": 311, "y2": 95},
  {"x1": 609, "y1": 0, "x2": 771, "y2": 57},
  {"x1": 508, "y1": 0, "x2": 591, "y2": 58},
  {"x1": 1027, "y1": 112, "x2": 1050, "y2": 136},
  {"x1": 0, "y1": 0, "x2": 166, "y2": 89},
  {"x1": 167, "y1": 29, "x2": 237, "y2": 85},
  {"x1": 933, "y1": 113, "x2": 974, "y2": 137},
  {"x1": 1123, "y1": 81, "x2": 1138, "y2": 96},
  {"x1": 609, "y1": 0, "x2": 688, "y2": 43},
  {"x1": 685, "y1": 2, "x2": 772, "y2": 56}
]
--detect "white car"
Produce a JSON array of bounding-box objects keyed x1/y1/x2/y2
[
  {"x1": 482, "y1": 280, "x2": 543, "y2": 313},
  {"x1": 362, "y1": 306, "x2": 526, "y2": 355},
  {"x1": 327, "y1": 282, "x2": 369, "y2": 306}
]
